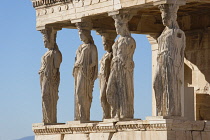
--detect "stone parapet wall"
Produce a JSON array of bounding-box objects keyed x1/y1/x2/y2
[{"x1": 33, "y1": 119, "x2": 210, "y2": 140}]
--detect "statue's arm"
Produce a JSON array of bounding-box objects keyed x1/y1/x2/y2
[
  {"x1": 128, "y1": 38, "x2": 136, "y2": 56},
  {"x1": 53, "y1": 50, "x2": 62, "y2": 74},
  {"x1": 90, "y1": 45, "x2": 98, "y2": 81},
  {"x1": 180, "y1": 32, "x2": 186, "y2": 71},
  {"x1": 39, "y1": 56, "x2": 44, "y2": 74},
  {"x1": 104, "y1": 53, "x2": 112, "y2": 82},
  {"x1": 175, "y1": 30, "x2": 186, "y2": 73}
]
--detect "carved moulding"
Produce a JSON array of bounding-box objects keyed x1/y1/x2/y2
[
  {"x1": 33, "y1": 120, "x2": 177, "y2": 135},
  {"x1": 153, "y1": 0, "x2": 186, "y2": 6},
  {"x1": 32, "y1": 0, "x2": 72, "y2": 8},
  {"x1": 33, "y1": 119, "x2": 207, "y2": 135}
]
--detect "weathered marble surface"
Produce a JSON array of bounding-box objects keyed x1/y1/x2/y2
[
  {"x1": 73, "y1": 21, "x2": 98, "y2": 121},
  {"x1": 153, "y1": 4, "x2": 186, "y2": 116},
  {"x1": 106, "y1": 12, "x2": 136, "y2": 119},
  {"x1": 39, "y1": 27, "x2": 62, "y2": 123},
  {"x1": 64, "y1": 134, "x2": 89, "y2": 140},
  {"x1": 98, "y1": 30, "x2": 117, "y2": 119},
  {"x1": 36, "y1": 134, "x2": 63, "y2": 140}
]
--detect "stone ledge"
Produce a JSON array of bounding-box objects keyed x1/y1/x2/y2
[{"x1": 33, "y1": 119, "x2": 209, "y2": 135}]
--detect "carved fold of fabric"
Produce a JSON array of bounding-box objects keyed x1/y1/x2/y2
[
  {"x1": 154, "y1": 28, "x2": 185, "y2": 116},
  {"x1": 74, "y1": 43, "x2": 98, "y2": 121},
  {"x1": 40, "y1": 49, "x2": 61, "y2": 123},
  {"x1": 106, "y1": 36, "x2": 135, "y2": 119}
]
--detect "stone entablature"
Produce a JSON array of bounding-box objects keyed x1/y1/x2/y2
[{"x1": 33, "y1": 0, "x2": 187, "y2": 30}]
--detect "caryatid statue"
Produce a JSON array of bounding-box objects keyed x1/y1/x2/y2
[
  {"x1": 73, "y1": 21, "x2": 98, "y2": 121},
  {"x1": 106, "y1": 12, "x2": 136, "y2": 119},
  {"x1": 39, "y1": 27, "x2": 62, "y2": 123},
  {"x1": 97, "y1": 30, "x2": 117, "y2": 119},
  {"x1": 153, "y1": 4, "x2": 186, "y2": 116}
]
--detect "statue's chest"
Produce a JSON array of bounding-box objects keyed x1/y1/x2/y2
[
  {"x1": 158, "y1": 30, "x2": 175, "y2": 50},
  {"x1": 43, "y1": 51, "x2": 53, "y2": 62},
  {"x1": 113, "y1": 39, "x2": 127, "y2": 55},
  {"x1": 160, "y1": 31, "x2": 172, "y2": 42}
]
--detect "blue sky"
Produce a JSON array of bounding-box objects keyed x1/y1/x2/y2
[{"x1": 0, "y1": 1, "x2": 152, "y2": 140}]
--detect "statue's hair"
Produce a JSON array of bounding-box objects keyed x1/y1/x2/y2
[
  {"x1": 112, "y1": 12, "x2": 132, "y2": 36},
  {"x1": 41, "y1": 27, "x2": 58, "y2": 49},
  {"x1": 79, "y1": 29, "x2": 94, "y2": 44},
  {"x1": 75, "y1": 20, "x2": 93, "y2": 30},
  {"x1": 75, "y1": 21, "x2": 94, "y2": 44},
  {"x1": 158, "y1": 4, "x2": 179, "y2": 18},
  {"x1": 97, "y1": 30, "x2": 117, "y2": 41},
  {"x1": 159, "y1": 4, "x2": 180, "y2": 29},
  {"x1": 112, "y1": 12, "x2": 132, "y2": 25}
]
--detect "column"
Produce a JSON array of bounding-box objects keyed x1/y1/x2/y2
[
  {"x1": 96, "y1": 30, "x2": 117, "y2": 120},
  {"x1": 106, "y1": 11, "x2": 136, "y2": 119},
  {"x1": 152, "y1": 4, "x2": 186, "y2": 117},
  {"x1": 73, "y1": 20, "x2": 98, "y2": 122},
  {"x1": 39, "y1": 27, "x2": 62, "y2": 123},
  {"x1": 147, "y1": 34, "x2": 159, "y2": 117}
]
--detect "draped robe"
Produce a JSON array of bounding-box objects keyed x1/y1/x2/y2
[
  {"x1": 154, "y1": 28, "x2": 185, "y2": 116},
  {"x1": 106, "y1": 36, "x2": 136, "y2": 119},
  {"x1": 73, "y1": 43, "x2": 98, "y2": 121},
  {"x1": 39, "y1": 48, "x2": 62, "y2": 123}
]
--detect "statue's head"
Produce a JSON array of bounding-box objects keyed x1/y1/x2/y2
[
  {"x1": 76, "y1": 21, "x2": 94, "y2": 44},
  {"x1": 159, "y1": 4, "x2": 179, "y2": 28},
  {"x1": 112, "y1": 12, "x2": 132, "y2": 36},
  {"x1": 41, "y1": 28, "x2": 57, "y2": 50},
  {"x1": 96, "y1": 30, "x2": 116, "y2": 53},
  {"x1": 102, "y1": 36, "x2": 113, "y2": 52},
  {"x1": 79, "y1": 29, "x2": 92, "y2": 44}
]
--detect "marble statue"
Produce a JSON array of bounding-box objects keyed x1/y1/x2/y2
[
  {"x1": 98, "y1": 31, "x2": 117, "y2": 119},
  {"x1": 106, "y1": 12, "x2": 136, "y2": 119},
  {"x1": 73, "y1": 21, "x2": 98, "y2": 121},
  {"x1": 39, "y1": 27, "x2": 62, "y2": 123},
  {"x1": 153, "y1": 4, "x2": 186, "y2": 116}
]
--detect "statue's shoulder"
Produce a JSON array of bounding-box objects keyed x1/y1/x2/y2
[
  {"x1": 174, "y1": 29, "x2": 185, "y2": 39},
  {"x1": 127, "y1": 36, "x2": 136, "y2": 45},
  {"x1": 90, "y1": 43, "x2": 96, "y2": 47},
  {"x1": 54, "y1": 49, "x2": 62, "y2": 60},
  {"x1": 90, "y1": 43, "x2": 97, "y2": 51}
]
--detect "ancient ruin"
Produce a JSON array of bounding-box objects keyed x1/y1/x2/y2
[{"x1": 31, "y1": 0, "x2": 210, "y2": 139}]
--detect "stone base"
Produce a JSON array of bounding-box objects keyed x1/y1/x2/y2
[{"x1": 33, "y1": 119, "x2": 210, "y2": 140}]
